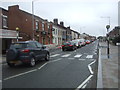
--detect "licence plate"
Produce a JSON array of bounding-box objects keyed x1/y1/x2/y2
[{"x1": 10, "y1": 61, "x2": 20, "y2": 64}]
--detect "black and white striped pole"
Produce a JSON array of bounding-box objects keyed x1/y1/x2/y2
[{"x1": 106, "y1": 25, "x2": 110, "y2": 58}]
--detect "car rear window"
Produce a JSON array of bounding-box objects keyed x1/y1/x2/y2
[
  {"x1": 10, "y1": 43, "x2": 27, "y2": 49},
  {"x1": 63, "y1": 42, "x2": 71, "y2": 45}
]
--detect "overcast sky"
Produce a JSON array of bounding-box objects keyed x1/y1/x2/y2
[{"x1": 1, "y1": 0, "x2": 119, "y2": 37}]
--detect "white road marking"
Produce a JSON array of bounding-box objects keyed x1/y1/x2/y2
[
  {"x1": 88, "y1": 60, "x2": 96, "y2": 75},
  {"x1": 79, "y1": 59, "x2": 86, "y2": 61},
  {"x1": 81, "y1": 83, "x2": 87, "y2": 89},
  {"x1": 86, "y1": 55, "x2": 93, "y2": 59},
  {"x1": 0, "y1": 80, "x2": 2, "y2": 82},
  {"x1": 48, "y1": 58, "x2": 62, "y2": 63},
  {"x1": 75, "y1": 75, "x2": 93, "y2": 89},
  {"x1": 50, "y1": 54, "x2": 60, "y2": 57},
  {"x1": 74, "y1": 55, "x2": 82, "y2": 58},
  {"x1": 61, "y1": 54, "x2": 71, "y2": 57},
  {"x1": 4, "y1": 69, "x2": 37, "y2": 80},
  {"x1": 38, "y1": 63, "x2": 48, "y2": 70}
]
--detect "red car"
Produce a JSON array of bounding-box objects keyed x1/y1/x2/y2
[{"x1": 61, "y1": 41, "x2": 77, "y2": 51}]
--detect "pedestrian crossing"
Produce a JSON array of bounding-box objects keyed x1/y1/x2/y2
[
  {"x1": 61, "y1": 54, "x2": 71, "y2": 57},
  {"x1": 50, "y1": 54, "x2": 94, "y2": 59}
]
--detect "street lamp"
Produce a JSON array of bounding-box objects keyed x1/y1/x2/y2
[
  {"x1": 32, "y1": 0, "x2": 35, "y2": 40},
  {"x1": 16, "y1": 27, "x2": 19, "y2": 42},
  {"x1": 101, "y1": 16, "x2": 111, "y2": 58}
]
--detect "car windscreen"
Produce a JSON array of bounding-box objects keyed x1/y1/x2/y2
[{"x1": 10, "y1": 43, "x2": 27, "y2": 49}]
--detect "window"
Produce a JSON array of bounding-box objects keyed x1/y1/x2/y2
[
  {"x1": 42, "y1": 22, "x2": 44, "y2": 31},
  {"x1": 27, "y1": 42, "x2": 37, "y2": 48},
  {"x1": 36, "y1": 21, "x2": 39, "y2": 30},
  {"x1": 48, "y1": 24, "x2": 51, "y2": 33},
  {"x1": 2, "y1": 15, "x2": 8, "y2": 28},
  {"x1": 36, "y1": 42, "x2": 42, "y2": 48}
]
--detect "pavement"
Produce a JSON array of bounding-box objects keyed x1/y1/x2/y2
[{"x1": 98, "y1": 41, "x2": 119, "y2": 89}]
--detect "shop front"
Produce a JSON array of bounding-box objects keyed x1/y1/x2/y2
[{"x1": 0, "y1": 29, "x2": 22, "y2": 54}]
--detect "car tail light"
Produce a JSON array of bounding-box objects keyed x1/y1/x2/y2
[
  {"x1": 61, "y1": 45, "x2": 65, "y2": 47},
  {"x1": 69, "y1": 45, "x2": 73, "y2": 46},
  {"x1": 21, "y1": 49, "x2": 30, "y2": 53}
]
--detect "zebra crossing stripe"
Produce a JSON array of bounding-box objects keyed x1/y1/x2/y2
[
  {"x1": 50, "y1": 54, "x2": 60, "y2": 57},
  {"x1": 86, "y1": 55, "x2": 93, "y2": 58},
  {"x1": 61, "y1": 54, "x2": 71, "y2": 57},
  {"x1": 74, "y1": 55, "x2": 82, "y2": 58}
]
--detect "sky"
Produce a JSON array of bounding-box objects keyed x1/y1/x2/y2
[{"x1": 1, "y1": 0, "x2": 119, "y2": 37}]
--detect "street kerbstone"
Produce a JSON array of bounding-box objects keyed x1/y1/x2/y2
[{"x1": 99, "y1": 41, "x2": 118, "y2": 88}]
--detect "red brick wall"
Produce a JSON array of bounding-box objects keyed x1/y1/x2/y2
[{"x1": 8, "y1": 5, "x2": 53, "y2": 44}]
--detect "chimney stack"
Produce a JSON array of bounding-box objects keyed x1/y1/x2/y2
[
  {"x1": 60, "y1": 21, "x2": 64, "y2": 26},
  {"x1": 53, "y1": 18, "x2": 58, "y2": 25}
]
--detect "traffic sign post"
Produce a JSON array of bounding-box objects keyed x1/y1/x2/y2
[{"x1": 106, "y1": 25, "x2": 110, "y2": 58}]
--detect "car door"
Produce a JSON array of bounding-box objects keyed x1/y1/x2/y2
[
  {"x1": 35, "y1": 42, "x2": 46, "y2": 59},
  {"x1": 27, "y1": 42, "x2": 39, "y2": 60}
]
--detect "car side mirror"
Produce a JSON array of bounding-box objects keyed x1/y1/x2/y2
[{"x1": 42, "y1": 46, "x2": 46, "y2": 49}]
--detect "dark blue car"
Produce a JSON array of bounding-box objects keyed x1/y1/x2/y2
[{"x1": 6, "y1": 41, "x2": 50, "y2": 67}]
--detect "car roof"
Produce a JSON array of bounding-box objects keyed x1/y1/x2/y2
[{"x1": 12, "y1": 40, "x2": 37, "y2": 44}]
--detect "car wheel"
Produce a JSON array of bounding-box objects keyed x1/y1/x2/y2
[
  {"x1": 7, "y1": 62, "x2": 15, "y2": 67},
  {"x1": 62, "y1": 49, "x2": 65, "y2": 51},
  {"x1": 45, "y1": 53, "x2": 50, "y2": 61},
  {"x1": 30, "y1": 57, "x2": 36, "y2": 67}
]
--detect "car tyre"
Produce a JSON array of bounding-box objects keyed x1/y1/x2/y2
[
  {"x1": 7, "y1": 62, "x2": 15, "y2": 67},
  {"x1": 62, "y1": 49, "x2": 65, "y2": 51},
  {"x1": 30, "y1": 57, "x2": 36, "y2": 67},
  {"x1": 45, "y1": 53, "x2": 50, "y2": 61}
]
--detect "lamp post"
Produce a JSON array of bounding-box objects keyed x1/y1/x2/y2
[
  {"x1": 32, "y1": 0, "x2": 35, "y2": 40},
  {"x1": 16, "y1": 27, "x2": 19, "y2": 42},
  {"x1": 101, "y1": 16, "x2": 111, "y2": 58}
]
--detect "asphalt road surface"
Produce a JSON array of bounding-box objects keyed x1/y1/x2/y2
[{"x1": 2, "y1": 40, "x2": 99, "y2": 89}]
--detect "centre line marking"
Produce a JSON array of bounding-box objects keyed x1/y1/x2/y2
[
  {"x1": 4, "y1": 69, "x2": 37, "y2": 80},
  {"x1": 38, "y1": 63, "x2": 48, "y2": 70},
  {"x1": 61, "y1": 54, "x2": 71, "y2": 57}
]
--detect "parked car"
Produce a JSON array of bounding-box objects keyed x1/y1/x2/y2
[
  {"x1": 6, "y1": 41, "x2": 50, "y2": 67},
  {"x1": 78, "y1": 39, "x2": 86, "y2": 46},
  {"x1": 61, "y1": 41, "x2": 77, "y2": 51},
  {"x1": 85, "y1": 40, "x2": 91, "y2": 44},
  {"x1": 72, "y1": 40, "x2": 81, "y2": 48}
]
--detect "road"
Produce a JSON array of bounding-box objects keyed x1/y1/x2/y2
[{"x1": 2, "y1": 40, "x2": 99, "y2": 89}]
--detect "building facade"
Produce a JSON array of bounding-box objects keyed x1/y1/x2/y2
[
  {"x1": 8, "y1": 5, "x2": 52, "y2": 45},
  {"x1": 0, "y1": 7, "x2": 19, "y2": 54}
]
